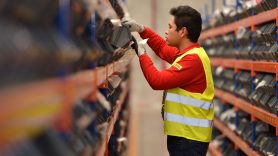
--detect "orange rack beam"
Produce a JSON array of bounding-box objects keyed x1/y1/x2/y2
[
  {"x1": 215, "y1": 88, "x2": 278, "y2": 127},
  {"x1": 200, "y1": 8, "x2": 276, "y2": 40},
  {"x1": 213, "y1": 118, "x2": 260, "y2": 156},
  {"x1": 209, "y1": 143, "x2": 223, "y2": 156},
  {"x1": 211, "y1": 58, "x2": 278, "y2": 74},
  {"x1": 96, "y1": 80, "x2": 130, "y2": 156}
]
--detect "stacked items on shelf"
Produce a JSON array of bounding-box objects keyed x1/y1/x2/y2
[
  {"x1": 251, "y1": 21, "x2": 277, "y2": 60},
  {"x1": 202, "y1": 0, "x2": 276, "y2": 31},
  {"x1": 213, "y1": 65, "x2": 278, "y2": 114},
  {"x1": 200, "y1": 1, "x2": 278, "y2": 156},
  {"x1": 105, "y1": 90, "x2": 130, "y2": 156},
  {"x1": 0, "y1": 0, "x2": 136, "y2": 156},
  {"x1": 203, "y1": 21, "x2": 276, "y2": 61},
  {"x1": 0, "y1": 0, "x2": 80, "y2": 87},
  {"x1": 210, "y1": 99, "x2": 247, "y2": 156},
  {"x1": 210, "y1": 98, "x2": 276, "y2": 156}
]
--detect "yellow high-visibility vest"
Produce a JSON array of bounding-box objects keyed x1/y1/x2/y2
[{"x1": 164, "y1": 47, "x2": 214, "y2": 142}]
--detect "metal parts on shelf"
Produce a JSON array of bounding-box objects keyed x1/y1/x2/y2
[
  {"x1": 213, "y1": 66, "x2": 278, "y2": 114},
  {"x1": 255, "y1": 0, "x2": 277, "y2": 14},
  {"x1": 213, "y1": 98, "x2": 276, "y2": 156},
  {"x1": 0, "y1": 130, "x2": 75, "y2": 156},
  {"x1": 0, "y1": 0, "x2": 135, "y2": 87},
  {"x1": 202, "y1": 19, "x2": 277, "y2": 61},
  {"x1": 109, "y1": 0, "x2": 125, "y2": 19},
  {"x1": 203, "y1": 0, "x2": 276, "y2": 30},
  {"x1": 95, "y1": 17, "x2": 133, "y2": 66},
  {"x1": 205, "y1": 2, "x2": 278, "y2": 156},
  {"x1": 0, "y1": 20, "x2": 81, "y2": 88},
  {"x1": 0, "y1": 0, "x2": 59, "y2": 27},
  {"x1": 0, "y1": 0, "x2": 134, "y2": 155}
]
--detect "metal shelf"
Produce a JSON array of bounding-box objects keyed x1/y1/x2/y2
[
  {"x1": 96, "y1": 80, "x2": 130, "y2": 156},
  {"x1": 200, "y1": 8, "x2": 276, "y2": 40},
  {"x1": 211, "y1": 58, "x2": 278, "y2": 74},
  {"x1": 208, "y1": 143, "x2": 223, "y2": 156},
  {"x1": 215, "y1": 88, "x2": 278, "y2": 127},
  {"x1": 213, "y1": 118, "x2": 260, "y2": 156},
  {"x1": 0, "y1": 50, "x2": 135, "y2": 146}
]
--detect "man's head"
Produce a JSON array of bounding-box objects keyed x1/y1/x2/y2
[{"x1": 165, "y1": 5, "x2": 202, "y2": 47}]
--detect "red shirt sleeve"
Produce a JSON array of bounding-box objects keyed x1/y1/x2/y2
[
  {"x1": 139, "y1": 53, "x2": 206, "y2": 93},
  {"x1": 140, "y1": 27, "x2": 179, "y2": 64}
]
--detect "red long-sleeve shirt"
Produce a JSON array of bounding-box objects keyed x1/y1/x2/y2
[{"x1": 139, "y1": 27, "x2": 206, "y2": 93}]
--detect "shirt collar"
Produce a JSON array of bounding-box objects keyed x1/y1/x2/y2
[{"x1": 177, "y1": 43, "x2": 200, "y2": 56}]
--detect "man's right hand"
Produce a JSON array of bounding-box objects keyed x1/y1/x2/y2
[{"x1": 122, "y1": 18, "x2": 144, "y2": 33}]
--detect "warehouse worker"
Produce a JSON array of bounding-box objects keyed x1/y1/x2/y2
[{"x1": 124, "y1": 5, "x2": 214, "y2": 156}]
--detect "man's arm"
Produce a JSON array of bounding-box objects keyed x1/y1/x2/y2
[
  {"x1": 122, "y1": 18, "x2": 178, "y2": 64},
  {"x1": 140, "y1": 27, "x2": 179, "y2": 64},
  {"x1": 139, "y1": 54, "x2": 206, "y2": 93}
]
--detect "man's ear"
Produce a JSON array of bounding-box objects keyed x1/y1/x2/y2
[{"x1": 179, "y1": 27, "x2": 188, "y2": 38}]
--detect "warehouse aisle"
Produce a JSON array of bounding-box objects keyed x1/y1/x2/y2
[
  {"x1": 125, "y1": 1, "x2": 222, "y2": 155},
  {"x1": 129, "y1": 58, "x2": 168, "y2": 156}
]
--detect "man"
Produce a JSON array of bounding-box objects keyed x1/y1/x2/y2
[{"x1": 124, "y1": 5, "x2": 214, "y2": 156}]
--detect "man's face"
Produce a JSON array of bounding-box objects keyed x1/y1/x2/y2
[{"x1": 165, "y1": 16, "x2": 183, "y2": 47}]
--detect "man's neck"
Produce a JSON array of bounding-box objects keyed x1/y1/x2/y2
[{"x1": 178, "y1": 40, "x2": 196, "y2": 51}]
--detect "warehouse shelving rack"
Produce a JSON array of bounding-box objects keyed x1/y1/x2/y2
[
  {"x1": 208, "y1": 143, "x2": 223, "y2": 156},
  {"x1": 0, "y1": 0, "x2": 135, "y2": 155},
  {"x1": 211, "y1": 58, "x2": 278, "y2": 74},
  {"x1": 214, "y1": 88, "x2": 277, "y2": 127},
  {"x1": 200, "y1": 2, "x2": 278, "y2": 156},
  {"x1": 200, "y1": 8, "x2": 277, "y2": 40},
  {"x1": 214, "y1": 118, "x2": 260, "y2": 156},
  {"x1": 0, "y1": 49, "x2": 135, "y2": 146},
  {"x1": 96, "y1": 79, "x2": 130, "y2": 156}
]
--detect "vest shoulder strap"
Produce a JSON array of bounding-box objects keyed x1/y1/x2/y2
[{"x1": 172, "y1": 48, "x2": 201, "y2": 65}]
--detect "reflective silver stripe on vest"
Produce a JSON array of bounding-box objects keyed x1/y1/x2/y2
[
  {"x1": 164, "y1": 112, "x2": 212, "y2": 128},
  {"x1": 165, "y1": 93, "x2": 212, "y2": 110}
]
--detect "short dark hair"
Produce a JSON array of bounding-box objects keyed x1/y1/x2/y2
[{"x1": 170, "y1": 5, "x2": 202, "y2": 42}]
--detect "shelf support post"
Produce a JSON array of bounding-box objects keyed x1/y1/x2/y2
[
  {"x1": 276, "y1": 63, "x2": 278, "y2": 155},
  {"x1": 58, "y1": 0, "x2": 70, "y2": 38},
  {"x1": 251, "y1": 64, "x2": 256, "y2": 92},
  {"x1": 251, "y1": 114, "x2": 257, "y2": 150},
  {"x1": 251, "y1": 7, "x2": 256, "y2": 60}
]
